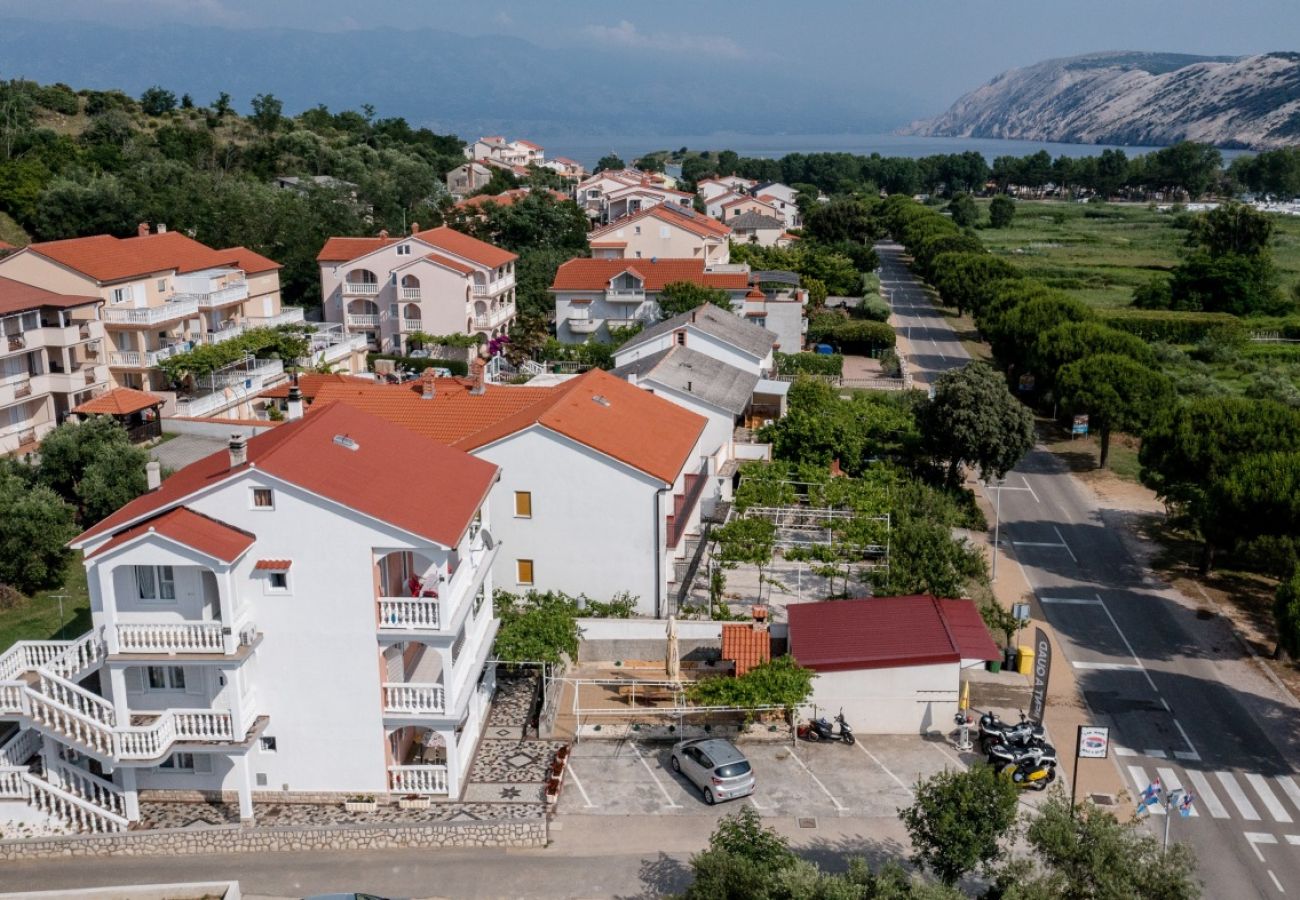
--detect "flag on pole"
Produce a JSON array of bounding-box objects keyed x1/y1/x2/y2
[
  {"x1": 1178, "y1": 792, "x2": 1196, "y2": 817},
  {"x1": 1138, "y1": 778, "x2": 1162, "y2": 812}
]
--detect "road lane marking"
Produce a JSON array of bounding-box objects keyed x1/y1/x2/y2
[
  {"x1": 1096, "y1": 595, "x2": 1159, "y2": 692},
  {"x1": 1172, "y1": 719, "x2": 1201, "y2": 761},
  {"x1": 1185, "y1": 770, "x2": 1230, "y2": 818},
  {"x1": 1174, "y1": 751, "x2": 1202, "y2": 762},
  {"x1": 1072, "y1": 661, "x2": 1144, "y2": 671},
  {"x1": 1247, "y1": 774, "x2": 1294, "y2": 823},
  {"x1": 564, "y1": 760, "x2": 597, "y2": 808},
  {"x1": 790, "y1": 749, "x2": 848, "y2": 811},
  {"x1": 1020, "y1": 475, "x2": 1040, "y2": 503},
  {"x1": 1115, "y1": 746, "x2": 1139, "y2": 757},
  {"x1": 1127, "y1": 766, "x2": 1165, "y2": 814},
  {"x1": 1012, "y1": 540, "x2": 1071, "y2": 549},
  {"x1": 1269, "y1": 870, "x2": 1284, "y2": 894},
  {"x1": 1039, "y1": 597, "x2": 1102, "y2": 605},
  {"x1": 855, "y1": 741, "x2": 913, "y2": 795},
  {"x1": 1157, "y1": 768, "x2": 1198, "y2": 815},
  {"x1": 1160, "y1": 698, "x2": 1172, "y2": 712},
  {"x1": 1287, "y1": 835, "x2": 1300, "y2": 846},
  {"x1": 1052, "y1": 526, "x2": 1078, "y2": 562},
  {"x1": 1144, "y1": 750, "x2": 1169, "y2": 759},
  {"x1": 1245, "y1": 831, "x2": 1276, "y2": 862},
  {"x1": 628, "y1": 742, "x2": 681, "y2": 809},
  {"x1": 1218, "y1": 772, "x2": 1262, "y2": 820},
  {"x1": 748, "y1": 795, "x2": 772, "y2": 811},
  {"x1": 1277, "y1": 776, "x2": 1300, "y2": 815}
]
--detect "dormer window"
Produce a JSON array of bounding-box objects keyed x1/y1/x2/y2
[{"x1": 396, "y1": 244, "x2": 411, "y2": 257}]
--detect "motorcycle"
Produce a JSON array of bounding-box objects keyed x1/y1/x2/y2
[
  {"x1": 798, "y1": 710, "x2": 856, "y2": 745},
  {"x1": 987, "y1": 741, "x2": 1058, "y2": 790},
  {"x1": 978, "y1": 710, "x2": 1044, "y2": 754}
]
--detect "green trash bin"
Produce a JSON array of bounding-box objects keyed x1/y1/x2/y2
[{"x1": 987, "y1": 658, "x2": 1002, "y2": 673}]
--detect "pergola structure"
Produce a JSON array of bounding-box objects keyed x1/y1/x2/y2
[{"x1": 71, "y1": 387, "x2": 164, "y2": 442}]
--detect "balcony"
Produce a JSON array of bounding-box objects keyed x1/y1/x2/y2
[
  {"x1": 343, "y1": 282, "x2": 381, "y2": 296},
  {"x1": 108, "y1": 343, "x2": 193, "y2": 369},
  {"x1": 246, "y1": 306, "x2": 306, "y2": 329},
  {"x1": 567, "y1": 312, "x2": 602, "y2": 335},
  {"x1": 382, "y1": 682, "x2": 445, "y2": 715},
  {"x1": 173, "y1": 282, "x2": 248, "y2": 310},
  {"x1": 12, "y1": 377, "x2": 31, "y2": 399},
  {"x1": 6, "y1": 334, "x2": 26, "y2": 353},
  {"x1": 198, "y1": 325, "x2": 247, "y2": 346},
  {"x1": 114, "y1": 622, "x2": 226, "y2": 654},
  {"x1": 400, "y1": 318, "x2": 425, "y2": 333},
  {"x1": 472, "y1": 302, "x2": 516, "y2": 329},
  {"x1": 388, "y1": 764, "x2": 448, "y2": 795},
  {"x1": 666, "y1": 460, "x2": 710, "y2": 549},
  {"x1": 471, "y1": 273, "x2": 515, "y2": 297},
  {"x1": 346, "y1": 313, "x2": 380, "y2": 328},
  {"x1": 173, "y1": 358, "x2": 285, "y2": 417},
  {"x1": 401, "y1": 287, "x2": 422, "y2": 301},
  {"x1": 605, "y1": 288, "x2": 646, "y2": 304},
  {"x1": 102, "y1": 299, "x2": 199, "y2": 327},
  {"x1": 378, "y1": 597, "x2": 442, "y2": 632}
]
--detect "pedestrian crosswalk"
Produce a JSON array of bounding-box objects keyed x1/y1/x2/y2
[{"x1": 1125, "y1": 762, "x2": 1300, "y2": 824}]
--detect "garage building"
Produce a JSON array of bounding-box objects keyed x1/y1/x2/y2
[{"x1": 788, "y1": 595, "x2": 1001, "y2": 735}]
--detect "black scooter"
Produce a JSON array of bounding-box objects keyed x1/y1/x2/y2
[{"x1": 799, "y1": 710, "x2": 856, "y2": 745}]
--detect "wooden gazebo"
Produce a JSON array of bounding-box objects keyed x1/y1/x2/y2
[{"x1": 71, "y1": 387, "x2": 164, "y2": 442}]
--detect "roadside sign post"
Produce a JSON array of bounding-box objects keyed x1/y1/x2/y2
[
  {"x1": 1072, "y1": 725, "x2": 1110, "y2": 815},
  {"x1": 1072, "y1": 414, "x2": 1089, "y2": 440},
  {"x1": 1012, "y1": 603, "x2": 1031, "y2": 649}
]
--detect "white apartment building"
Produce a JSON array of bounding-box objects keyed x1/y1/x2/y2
[
  {"x1": 468, "y1": 137, "x2": 544, "y2": 168},
  {"x1": 317, "y1": 225, "x2": 518, "y2": 353},
  {"x1": 311, "y1": 367, "x2": 718, "y2": 616},
  {"x1": 753, "y1": 182, "x2": 802, "y2": 229},
  {"x1": 574, "y1": 170, "x2": 692, "y2": 223},
  {"x1": 0, "y1": 277, "x2": 108, "y2": 455},
  {"x1": 0, "y1": 227, "x2": 300, "y2": 401},
  {"x1": 0, "y1": 401, "x2": 501, "y2": 832},
  {"x1": 587, "y1": 205, "x2": 732, "y2": 266}
]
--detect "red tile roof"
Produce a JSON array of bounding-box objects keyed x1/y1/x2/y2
[
  {"x1": 551, "y1": 258, "x2": 749, "y2": 292},
  {"x1": 315, "y1": 369, "x2": 707, "y2": 485},
  {"x1": 23, "y1": 232, "x2": 270, "y2": 283},
  {"x1": 454, "y1": 189, "x2": 567, "y2": 211},
  {"x1": 0, "y1": 240, "x2": 14, "y2": 251},
  {"x1": 316, "y1": 236, "x2": 398, "y2": 262},
  {"x1": 318, "y1": 227, "x2": 516, "y2": 268},
  {"x1": 787, "y1": 595, "x2": 999, "y2": 672},
  {"x1": 514, "y1": 139, "x2": 544, "y2": 150},
  {"x1": 591, "y1": 205, "x2": 731, "y2": 241},
  {"x1": 73, "y1": 402, "x2": 498, "y2": 550},
  {"x1": 87, "y1": 507, "x2": 255, "y2": 563},
  {"x1": 218, "y1": 246, "x2": 282, "y2": 274},
  {"x1": 721, "y1": 624, "x2": 771, "y2": 676},
  {"x1": 72, "y1": 387, "x2": 163, "y2": 417},
  {"x1": 254, "y1": 559, "x2": 292, "y2": 570},
  {"x1": 0, "y1": 276, "x2": 100, "y2": 315},
  {"x1": 258, "y1": 373, "x2": 374, "y2": 401}
]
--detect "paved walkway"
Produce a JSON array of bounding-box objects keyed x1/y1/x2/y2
[{"x1": 149, "y1": 434, "x2": 227, "y2": 471}]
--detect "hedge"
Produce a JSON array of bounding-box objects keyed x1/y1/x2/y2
[
  {"x1": 1242, "y1": 317, "x2": 1300, "y2": 340},
  {"x1": 368, "y1": 354, "x2": 469, "y2": 376},
  {"x1": 823, "y1": 320, "x2": 896, "y2": 356},
  {"x1": 776, "y1": 351, "x2": 844, "y2": 378},
  {"x1": 1240, "y1": 343, "x2": 1300, "y2": 360},
  {"x1": 1101, "y1": 309, "x2": 1240, "y2": 344}
]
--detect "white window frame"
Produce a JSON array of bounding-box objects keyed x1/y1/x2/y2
[
  {"x1": 250, "y1": 487, "x2": 274, "y2": 510},
  {"x1": 264, "y1": 569, "x2": 291, "y2": 595},
  {"x1": 396, "y1": 243, "x2": 412, "y2": 257},
  {"x1": 156, "y1": 278, "x2": 167, "y2": 293},
  {"x1": 158, "y1": 752, "x2": 211, "y2": 773},
  {"x1": 135, "y1": 565, "x2": 176, "y2": 603},
  {"x1": 145, "y1": 665, "x2": 187, "y2": 692},
  {"x1": 111, "y1": 286, "x2": 131, "y2": 304},
  {"x1": 516, "y1": 559, "x2": 534, "y2": 586}
]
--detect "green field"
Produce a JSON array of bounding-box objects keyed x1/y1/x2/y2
[
  {"x1": 975, "y1": 200, "x2": 1300, "y2": 310},
  {"x1": 0, "y1": 560, "x2": 91, "y2": 653}
]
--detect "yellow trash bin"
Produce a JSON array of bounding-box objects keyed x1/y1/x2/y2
[{"x1": 1017, "y1": 645, "x2": 1034, "y2": 676}]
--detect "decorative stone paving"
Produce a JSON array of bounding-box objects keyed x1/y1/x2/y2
[
  {"x1": 469, "y1": 737, "x2": 565, "y2": 785},
  {"x1": 137, "y1": 799, "x2": 545, "y2": 830},
  {"x1": 485, "y1": 668, "x2": 538, "y2": 739}
]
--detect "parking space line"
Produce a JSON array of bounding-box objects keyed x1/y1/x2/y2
[
  {"x1": 855, "y1": 741, "x2": 914, "y2": 796},
  {"x1": 1268, "y1": 870, "x2": 1284, "y2": 894},
  {"x1": 789, "y1": 749, "x2": 847, "y2": 812},
  {"x1": 627, "y1": 742, "x2": 681, "y2": 809},
  {"x1": 1246, "y1": 831, "x2": 1277, "y2": 862},
  {"x1": 748, "y1": 796, "x2": 772, "y2": 811},
  {"x1": 924, "y1": 739, "x2": 967, "y2": 769},
  {"x1": 1052, "y1": 527, "x2": 1078, "y2": 562},
  {"x1": 564, "y1": 760, "x2": 597, "y2": 809}
]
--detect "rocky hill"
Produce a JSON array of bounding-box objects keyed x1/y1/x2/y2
[{"x1": 905, "y1": 51, "x2": 1300, "y2": 149}]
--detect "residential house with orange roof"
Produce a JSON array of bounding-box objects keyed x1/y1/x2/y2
[
  {"x1": 550, "y1": 257, "x2": 751, "y2": 343},
  {"x1": 0, "y1": 401, "x2": 505, "y2": 833},
  {"x1": 753, "y1": 182, "x2": 802, "y2": 228},
  {"x1": 0, "y1": 275, "x2": 107, "y2": 454},
  {"x1": 0, "y1": 225, "x2": 299, "y2": 405},
  {"x1": 316, "y1": 224, "x2": 518, "y2": 354},
  {"x1": 717, "y1": 194, "x2": 784, "y2": 225},
  {"x1": 541, "y1": 156, "x2": 586, "y2": 180},
  {"x1": 469, "y1": 136, "x2": 544, "y2": 168},
  {"x1": 574, "y1": 169, "x2": 689, "y2": 223},
  {"x1": 587, "y1": 205, "x2": 733, "y2": 266},
  {"x1": 313, "y1": 367, "x2": 721, "y2": 615}
]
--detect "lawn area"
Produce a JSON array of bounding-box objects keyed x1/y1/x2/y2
[
  {"x1": 975, "y1": 200, "x2": 1300, "y2": 310},
  {"x1": 0, "y1": 557, "x2": 91, "y2": 653},
  {"x1": 1038, "y1": 418, "x2": 1143, "y2": 484}
]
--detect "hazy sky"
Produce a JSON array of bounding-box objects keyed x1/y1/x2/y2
[{"x1": 6, "y1": 0, "x2": 1298, "y2": 113}]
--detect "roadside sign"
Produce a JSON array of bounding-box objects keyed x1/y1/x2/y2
[
  {"x1": 1072, "y1": 414, "x2": 1089, "y2": 436},
  {"x1": 1079, "y1": 725, "x2": 1110, "y2": 759},
  {"x1": 1018, "y1": 373, "x2": 1035, "y2": 393},
  {"x1": 1012, "y1": 603, "x2": 1031, "y2": 622}
]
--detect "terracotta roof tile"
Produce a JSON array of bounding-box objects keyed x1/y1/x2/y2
[
  {"x1": 72, "y1": 387, "x2": 164, "y2": 416},
  {"x1": 316, "y1": 236, "x2": 398, "y2": 263},
  {"x1": 550, "y1": 258, "x2": 749, "y2": 292},
  {"x1": 74, "y1": 403, "x2": 498, "y2": 550},
  {"x1": 87, "y1": 507, "x2": 255, "y2": 563},
  {"x1": 721, "y1": 624, "x2": 771, "y2": 676},
  {"x1": 254, "y1": 559, "x2": 292, "y2": 570},
  {"x1": 0, "y1": 276, "x2": 100, "y2": 315},
  {"x1": 23, "y1": 232, "x2": 268, "y2": 283},
  {"x1": 591, "y1": 205, "x2": 731, "y2": 242},
  {"x1": 218, "y1": 246, "x2": 282, "y2": 274},
  {"x1": 258, "y1": 373, "x2": 374, "y2": 401},
  {"x1": 413, "y1": 226, "x2": 517, "y2": 268}
]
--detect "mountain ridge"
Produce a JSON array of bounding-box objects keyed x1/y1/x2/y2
[{"x1": 904, "y1": 51, "x2": 1300, "y2": 150}]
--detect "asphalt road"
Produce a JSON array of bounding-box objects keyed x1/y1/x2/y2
[
  {"x1": 877, "y1": 241, "x2": 970, "y2": 387},
  {"x1": 882, "y1": 241, "x2": 1300, "y2": 898}
]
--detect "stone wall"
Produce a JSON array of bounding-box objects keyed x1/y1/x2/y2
[{"x1": 0, "y1": 817, "x2": 546, "y2": 861}]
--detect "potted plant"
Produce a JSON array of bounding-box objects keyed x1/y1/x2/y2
[
  {"x1": 398, "y1": 793, "x2": 432, "y2": 810},
  {"x1": 344, "y1": 794, "x2": 378, "y2": 813}
]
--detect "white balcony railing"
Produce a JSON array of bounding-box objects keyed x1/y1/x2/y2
[
  {"x1": 472, "y1": 303, "x2": 516, "y2": 329},
  {"x1": 605, "y1": 289, "x2": 646, "y2": 303},
  {"x1": 174, "y1": 282, "x2": 248, "y2": 309},
  {"x1": 343, "y1": 282, "x2": 380, "y2": 296},
  {"x1": 102, "y1": 299, "x2": 199, "y2": 326},
  {"x1": 108, "y1": 343, "x2": 192, "y2": 369},
  {"x1": 377, "y1": 597, "x2": 441, "y2": 631},
  {"x1": 400, "y1": 318, "x2": 424, "y2": 333},
  {"x1": 388, "y1": 764, "x2": 448, "y2": 795},
  {"x1": 401, "y1": 287, "x2": 422, "y2": 300},
  {"x1": 246, "y1": 306, "x2": 306, "y2": 328},
  {"x1": 567, "y1": 313, "x2": 601, "y2": 334},
  {"x1": 382, "y1": 682, "x2": 445, "y2": 715},
  {"x1": 115, "y1": 622, "x2": 225, "y2": 654},
  {"x1": 346, "y1": 313, "x2": 380, "y2": 328}
]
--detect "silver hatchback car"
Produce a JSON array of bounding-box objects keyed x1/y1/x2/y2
[{"x1": 670, "y1": 738, "x2": 756, "y2": 804}]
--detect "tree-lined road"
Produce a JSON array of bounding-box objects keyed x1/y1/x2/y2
[{"x1": 882, "y1": 240, "x2": 1300, "y2": 898}]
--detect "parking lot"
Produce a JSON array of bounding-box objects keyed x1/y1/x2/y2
[{"x1": 558, "y1": 734, "x2": 975, "y2": 820}]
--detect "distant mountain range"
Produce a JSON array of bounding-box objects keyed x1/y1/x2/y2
[
  {"x1": 904, "y1": 51, "x2": 1300, "y2": 150},
  {"x1": 0, "y1": 18, "x2": 909, "y2": 140}
]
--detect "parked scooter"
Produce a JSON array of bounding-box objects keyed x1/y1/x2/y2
[
  {"x1": 798, "y1": 710, "x2": 856, "y2": 745},
  {"x1": 978, "y1": 710, "x2": 1044, "y2": 754},
  {"x1": 986, "y1": 740, "x2": 1058, "y2": 790}
]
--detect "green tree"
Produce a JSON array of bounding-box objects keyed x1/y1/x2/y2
[
  {"x1": 683, "y1": 806, "x2": 797, "y2": 900},
  {"x1": 0, "y1": 468, "x2": 78, "y2": 594},
  {"x1": 249, "y1": 93, "x2": 283, "y2": 135},
  {"x1": 713, "y1": 516, "x2": 777, "y2": 603},
  {"x1": 946, "y1": 192, "x2": 979, "y2": 227},
  {"x1": 212, "y1": 92, "x2": 232, "y2": 118},
  {"x1": 1187, "y1": 200, "x2": 1275, "y2": 257},
  {"x1": 999, "y1": 792, "x2": 1200, "y2": 900},
  {"x1": 988, "y1": 194, "x2": 1016, "y2": 228},
  {"x1": 929, "y1": 252, "x2": 1021, "y2": 317},
  {"x1": 920, "y1": 361, "x2": 1035, "y2": 485},
  {"x1": 802, "y1": 196, "x2": 877, "y2": 245},
  {"x1": 35, "y1": 416, "x2": 147, "y2": 520},
  {"x1": 594, "y1": 153, "x2": 624, "y2": 173},
  {"x1": 491, "y1": 589, "x2": 581, "y2": 664},
  {"x1": 899, "y1": 764, "x2": 1019, "y2": 886},
  {"x1": 1030, "y1": 321, "x2": 1154, "y2": 395},
  {"x1": 139, "y1": 86, "x2": 177, "y2": 116},
  {"x1": 687, "y1": 655, "x2": 815, "y2": 710},
  {"x1": 76, "y1": 443, "x2": 149, "y2": 524},
  {"x1": 657, "y1": 284, "x2": 729, "y2": 320},
  {"x1": 1276, "y1": 571, "x2": 1300, "y2": 659},
  {"x1": 1202, "y1": 451, "x2": 1300, "y2": 569},
  {"x1": 1056, "y1": 355, "x2": 1173, "y2": 469}
]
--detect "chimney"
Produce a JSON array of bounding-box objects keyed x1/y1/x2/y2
[
  {"x1": 410, "y1": 222, "x2": 420, "y2": 235},
  {"x1": 420, "y1": 369, "x2": 437, "y2": 400},
  {"x1": 469, "y1": 358, "x2": 486, "y2": 396},
  {"x1": 228, "y1": 433, "x2": 248, "y2": 469},
  {"x1": 378, "y1": 228, "x2": 389, "y2": 239},
  {"x1": 145, "y1": 461, "x2": 161, "y2": 491},
  {"x1": 156, "y1": 223, "x2": 167, "y2": 234},
  {"x1": 137, "y1": 222, "x2": 149, "y2": 237},
  {"x1": 286, "y1": 384, "x2": 304, "y2": 421}
]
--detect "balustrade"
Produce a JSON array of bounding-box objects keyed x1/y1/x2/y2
[
  {"x1": 388, "y1": 764, "x2": 448, "y2": 794},
  {"x1": 382, "y1": 682, "x2": 445, "y2": 715}
]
